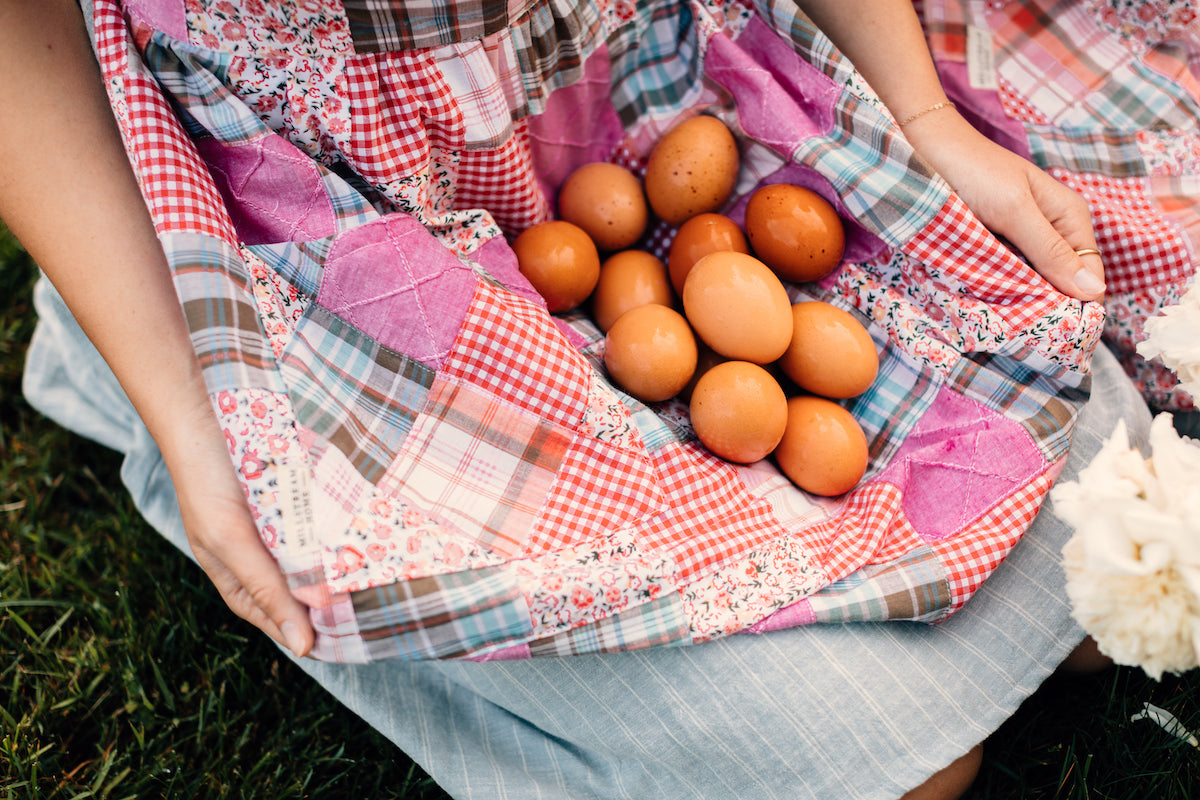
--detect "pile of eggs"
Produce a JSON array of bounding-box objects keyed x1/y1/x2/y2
[{"x1": 512, "y1": 115, "x2": 877, "y2": 496}]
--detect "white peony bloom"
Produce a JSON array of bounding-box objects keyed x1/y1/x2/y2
[
  {"x1": 1051, "y1": 414, "x2": 1200, "y2": 680},
  {"x1": 1137, "y1": 280, "x2": 1200, "y2": 403}
]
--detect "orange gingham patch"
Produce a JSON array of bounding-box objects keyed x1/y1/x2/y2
[
  {"x1": 1057, "y1": 170, "x2": 1193, "y2": 294},
  {"x1": 440, "y1": 281, "x2": 591, "y2": 427},
  {"x1": 930, "y1": 467, "x2": 1054, "y2": 612},
  {"x1": 641, "y1": 442, "x2": 787, "y2": 583},
  {"x1": 527, "y1": 434, "x2": 663, "y2": 557}
]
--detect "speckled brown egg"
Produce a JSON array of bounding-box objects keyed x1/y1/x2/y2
[
  {"x1": 667, "y1": 212, "x2": 750, "y2": 296},
  {"x1": 744, "y1": 184, "x2": 845, "y2": 283},
  {"x1": 644, "y1": 116, "x2": 740, "y2": 226},
  {"x1": 558, "y1": 162, "x2": 649, "y2": 251}
]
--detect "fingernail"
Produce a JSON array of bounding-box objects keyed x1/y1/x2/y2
[
  {"x1": 281, "y1": 620, "x2": 305, "y2": 656},
  {"x1": 1073, "y1": 267, "x2": 1105, "y2": 295}
]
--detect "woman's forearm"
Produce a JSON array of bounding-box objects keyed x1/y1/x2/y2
[
  {"x1": 0, "y1": 0, "x2": 214, "y2": 459},
  {"x1": 796, "y1": 0, "x2": 950, "y2": 122}
]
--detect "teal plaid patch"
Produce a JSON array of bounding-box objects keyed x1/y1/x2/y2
[{"x1": 353, "y1": 566, "x2": 533, "y2": 659}]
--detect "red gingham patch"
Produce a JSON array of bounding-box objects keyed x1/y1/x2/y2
[
  {"x1": 343, "y1": 51, "x2": 460, "y2": 189},
  {"x1": 902, "y1": 194, "x2": 1059, "y2": 333},
  {"x1": 121, "y1": 73, "x2": 240, "y2": 242},
  {"x1": 1056, "y1": 170, "x2": 1193, "y2": 294},
  {"x1": 930, "y1": 468, "x2": 1054, "y2": 612},
  {"x1": 94, "y1": 0, "x2": 129, "y2": 79},
  {"x1": 455, "y1": 120, "x2": 552, "y2": 235},
  {"x1": 641, "y1": 443, "x2": 786, "y2": 583},
  {"x1": 441, "y1": 281, "x2": 591, "y2": 427},
  {"x1": 807, "y1": 481, "x2": 905, "y2": 580},
  {"x1": 528, "y1": 434, "x2": 663, "y2": 557},
  {"x1": 94, "y1": 0, "x2": 236, "y2": 243}
]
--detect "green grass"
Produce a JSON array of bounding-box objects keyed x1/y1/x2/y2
[{"x1": 2, "y1": 223, "x2": 1198, "y2": 798}]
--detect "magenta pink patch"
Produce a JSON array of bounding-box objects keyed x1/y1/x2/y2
[
  {"x1": 195, "y1": 134, "x2": 337, "y2": 245},
  {"x1": 527, "y1": 44, "x2": 626, "y2": 201},
  {"x1": 877, "y1": 387, "x2": 1046, "y2": 541},
  {"x1": 317, "y1": 215, "x2": 477, "y2": 368}
]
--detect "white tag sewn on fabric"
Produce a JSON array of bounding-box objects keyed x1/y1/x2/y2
[
  {"x1": 966, "y1": 24, "x2": 1000, "y2": 91},
  {"x1": 277, "y1": 462, "x2": 319, "y2": 554}
]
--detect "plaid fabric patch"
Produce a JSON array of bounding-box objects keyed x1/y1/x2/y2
[
  {"x1": 282, "y1": 303, "x2": 436, "y2": 483},
  {"x1": 380, "y1": 377, "x2": 572, "y2": 558},
  {"x1": 606, "y1": 0, "x2": 704, "y2": 127},
  {"x1": 847, "y1": 341, "x2": 943, "y2": 471},
  {"x1": 352, "y1": 566, "x2": 533, "y2": 659},
  {"x1": 169, "y1": 233, "x2": 287, "y2": 393},
  {"x1": 1026, "y1": 126, "x2": 1145, "y2": 178},
  {"x1": 344, "y1": 0, "x2": 531, "y2": 51},
  {"x1": 806, "y1": 545, "x2": 951, "y2": 624},
  {"x1": 947, "y1": 351, "x2": 1084, "y2": 463},
  {"x1": 1018, "y1": 6, "x2": 1199, "y2": 130},
  {"x1": 528, "y1": 594, "x2": 690, "y2": 656}
]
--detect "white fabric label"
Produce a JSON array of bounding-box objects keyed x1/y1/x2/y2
[
  {"x1": 277, "y1": 462, "x2": 318, "y2": 554},
  {"x1": 966, "y1": 24, "x2": 1000, "y2": 91}
]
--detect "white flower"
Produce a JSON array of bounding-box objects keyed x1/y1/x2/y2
[
  {"x1": 1051, "y1": 414, "x2": 1200, "y2": 680},
  {"x1": 1137, "y1": 280, "x2": 1200, "y2": 403}
]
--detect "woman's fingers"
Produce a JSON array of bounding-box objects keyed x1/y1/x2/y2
[
  {"x1": 1008, "y1": 169, "x2": 1107, "y2": 301},
  {"x1": 175, "y1": 443, "x2": 315, "y2": 658},
  {"x1": 190, "y1": 514, "x2": 315, "y2": 658}
]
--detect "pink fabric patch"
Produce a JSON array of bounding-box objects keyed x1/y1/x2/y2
[
  {"x1": 706, "y1": 17, "x2": 840, "y2": 160},
  {"x1": 123, "y1": 0, "x2": 188, "y2": 40},
  {"x1": 318, "y1": 214, "x2": 477, "y2": 368},
  {"x1": 743, "y1": 598, "x2": 817, "y2": 633},
  {"x1": 936, "y1": 60, "x2": 1032, "y2": 161},
  {"x1": 194, "y1": 134, "x2": 337, "y2": 244},
  {"x1": 527, "y1": 44, "x2": 626, "y2": 199},
  {"x1": 877, "y1": 387, "x2": 1045, "y2": 542}
]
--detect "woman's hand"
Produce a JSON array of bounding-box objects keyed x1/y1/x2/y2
[
  {"x1": 167, "y1": 402, "x2": 315, "y2": 658},
  {"x1": 902, "y1": 107, "x2": 1106, "y2": 302},
  {"x1": 795, "y1": 0, "x2": 1105, "y2": 302}
]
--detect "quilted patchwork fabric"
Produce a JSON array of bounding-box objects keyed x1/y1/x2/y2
[{"x1": 90, "y1": 0, "x2": 1197, "y2": 662}]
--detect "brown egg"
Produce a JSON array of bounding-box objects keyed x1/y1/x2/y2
[
  {"x1": 744, "y1": 184, "x2": 845, "y2": 283},
  {"x1": 681, "y1": 251, "x2": 793, "y2": 364},
  {"x1": 774, "y1": 395, "x2": 868, "y2": 496},
  {"x1": 591, "y1": 250, "x2": 674, "y2": 332},
  {"x1": 512, "y1": 220, "x2": 601, "y2": 313},
  {"x1": 778, "y1": 301, "x2": 879, "y2": 399},
  {"x1": 667, "y1": 212, "x2": 750, "y2": 295},
  {"x1": 604, "y1": 304, "x2": 698, "y2": 403},
  {"x1": 689, "y1": 361, "x2": 788, "y2": 464},
  {"x1": 644, "y1": 116, "x2": 740, "y2": 226},
  {"x1": 558, "y1": 162, "x2": 649, "y2": 251}
]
